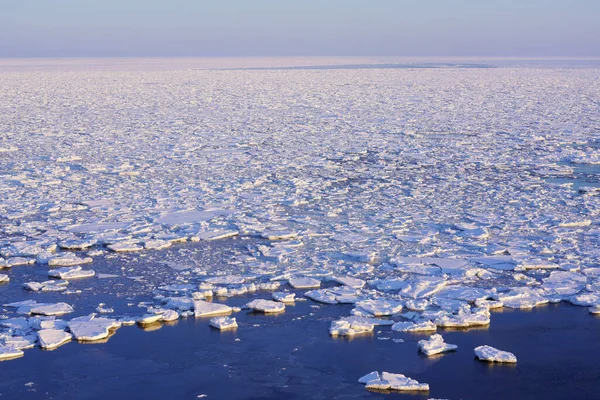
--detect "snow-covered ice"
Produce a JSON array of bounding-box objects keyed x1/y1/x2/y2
[
  {"x1": 68, "y1": 315, "x2": 121, "y2": 341},
  {"x1": 193, "y1": 300, "x2": 232, "y2": 317},
  {"x1": 474, "y1": 345, "x2": 517, "y2": 363},
  {"x1": 418, "y1": 334, "x2": 457, "y2": 356},
  {"x1": 37, "y1": 329, "x2": 72, "y2": 350},
  {"x1": 359, "y1": 371, "x2": 429, "y2": 391},
  {"x1": 209, "y1": 316, "x2": 238, "y2": 330},
  {"x1": 48, "y1": 266, "x2": 95, "y2": 279},
  {"x1": 243, "y1": 299, "x2": 285, "y2": 313},
  {"x1": 1, "y1": 59, "x2": 599, "y2": 364}
]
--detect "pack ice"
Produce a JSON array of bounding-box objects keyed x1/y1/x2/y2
[{"x1": 0, "y1": 60, "x2": 599, "y2": 365}]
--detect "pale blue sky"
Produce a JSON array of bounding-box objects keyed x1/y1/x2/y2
[{"x1": 1, "y1": 0, "x2": 599, "y2": 57}]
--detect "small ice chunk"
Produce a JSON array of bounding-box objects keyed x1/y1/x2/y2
[
  {"x1": 95, "y1": 303, "x2": 114, "y2": 314},
  {"x1": 418, "y1": 334, "x2": 457, "y2": 356},
  {"x1": 391, "y1": 321, "x2": 437, "y2": 332},
  {"x1": 58, "y1": 239, "x2": 97, "y2": 250},
  {"x1": 329, "y1": 319, "x2": 374, "y2": 337},
  {"x1": 330, "y1": 276, "x2": 366, "y2": 288},
  {"x1": 0, "y1": 274, "x2": 9, "y2": 283},
  {"x1": 474, "y1": 345, "x2": 517, "y2": 363},
  {"x1": 164, "y1": 297, "x2": 195, "y2": 311},
  {"x1": 304, "y1": 289, "x2": 338, "y2": 304},
  {"x1": 558, "y1": 220, "x2": 592, "y2": 228},
  {"x1": 47, "y1": 255, "x2": 93, "y2": 266},
  {"x1": 37, "y1": 329, "x2": 72, "y2": 350},
  {"x1": 288, "y1": 277, "x2": 320, "y2": 289},
  {"x1": 24, "y1": 280, "x2": 69, "y2": 292},
  {"x1": 193, "y1": 300, "x2": 232, "y2": 317},
  {"x1": 160, "y1": 310, "x2": 179, "y2": 322},
  {"x1": 243, "y1": 299, "x2": 285, "y2": 313},
  {"x1": 358, "y1": 371, "x2": 380, "y2": 384},
  {"x1": 48, "y1": 266, "x2": 95, "y2": 279},
  {"x1": 355, "y1": 299, "x2": 403, "y2": 316},
  {"x1": 137, "y1": 314, "x2": 162, "y2": 325},
  {"x1": 209, "y1": 316, "x2": 238, "y2": 330},
  {"x1": 30, "y1": 303, "x2": 74, "y2": 316},
  {"x1": 272, "y1": 292, "x2": 295, "y2": 303},
  {"x1": 107, "y1": 242, "x2": 143, "y2": 252},
  {"x1": 588, "y1": 306, "x2": 600, "y2": 314},
  {"x1": 143, "y1": 240, "x2": 172, "y2": 250}
]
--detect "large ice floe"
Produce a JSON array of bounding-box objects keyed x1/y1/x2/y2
[
  {"x1": 0, "y1": 56, "x2": 598, "y2": 395},
  {"x1": 358, "y1": 371, "x2": 429, "y2": 391},
  {"x1": 474, "y1": 345, "x2": 518, "y2": 363}
]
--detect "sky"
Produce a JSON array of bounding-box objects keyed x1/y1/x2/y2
[{"x1": 1, "y1": 0, "x2": 599, "y2": 58}]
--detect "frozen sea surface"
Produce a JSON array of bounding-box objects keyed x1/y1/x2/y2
[{"x1": 0, "y1": 58, "x2": 599, "y2": 395}]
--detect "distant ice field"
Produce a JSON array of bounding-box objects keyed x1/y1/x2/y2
[{"x1": 0, "y1": 59, "x2": 599, "y2": 380}]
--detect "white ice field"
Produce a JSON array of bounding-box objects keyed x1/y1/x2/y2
[{"x1": 0, "y1": 59, "x2": 599, "y2": 376}]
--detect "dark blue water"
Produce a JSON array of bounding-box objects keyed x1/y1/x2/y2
[{"x1": 1, "y1": 300, "x2": 598, "y2": 400}]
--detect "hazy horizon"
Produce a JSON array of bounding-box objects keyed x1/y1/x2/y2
[{"x1": 2, "y1": 0, "x2": 599, "y2": 58}]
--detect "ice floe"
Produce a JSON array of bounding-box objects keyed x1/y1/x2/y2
[
  {"x1": 243, "y1": 299, "x2": 285, "y2": 313},
  {"x1": 288, "y1": 277, "x2": 320, "y2": 289},
  {"x1": 37, "y1": 329, "x2": 72, "y2": 350},
  {"x1": 193, "y1": 300, "x2": 232, "y2": 317},
  {"x1": 48, "y1": 266, "x2": 95, "y2": 279},
  {"x1": 209, "y1": 317, "x2": 238, "y2": 330},
  {"x1": 359, "y1": 371, "x2": 429, "y2": 391},
  {"x1": 68, "y1": 315, "x2": 121, "y2": 341},
  {"x1": 418, "y1": 334, "x2": 457, "y2": 356},
  {"x1": 474, "y1": 345, "x2": 517, "y2": 363}
]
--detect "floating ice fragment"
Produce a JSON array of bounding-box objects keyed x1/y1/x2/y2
[
  {"x1": 30, "y1": 303, "x2": 74, "y2": 316},
  {"x1": 0, "y1": 257, "x2": 35, "y2": 268},
  {"x1": 355, "y1": 299, "x2": 403, "y2": 316},
  {"x1": 474, "y1": 345, "x2": 517, "y2": 363},
  {"x1": 358, "y1": 371, "x2": 380, "y2": 384},
  {"x1": 272, "y1": 292, "x2": 295, "y2": 303},
  {"x1": 137, "y1": 314, "x2": 162, "y2": 325},
  {"x1": 37, "y1": 329, "x2": 72, "y2": 350},
  {"x1": 304, "y1": 289, "x2": 338, "y2": 304},
  {"x1": 143, "y1": 240, "x2": 172, "y2": 250},
  {"x1": 68, "y1": 315, "x2": 121, "y2": 341},
  {"x1": 288, "y1": 277, "x2": 320, "y2": 289},
  {"x1": 48, "y1": 266, "x2": 95, "y2": 279},
  {"x1": 360, "y1": 371, "x2": 429, "y2": 391},
  {"x1": 0, "y1": 346, "x2": 24, "y2": 361},
  {"x1": 160, "y1": 310, "x2": 179, "y2": 322},
  {"x1": 209, "y1": 316, "x2": 238, "y2": 330},
  {"x1": 58, "y1": 239, "x2": 97, "y2": 250},
  {"x1": 391, "y1": 321, "x2": 436, "y2": 332},
  {"x1": 330, "y1": 276, "x2": 366, "y2": 288},
  {"x1": 0, "y1": 274, "x2": 8, "y2": 283},
  {"x1": 418, "y1": 334, "x2": 457, "y2": 356},
  {"x1": 47, "y1": 255, "x2": 93, "y2": 267},
  {"x1": 329, "y1": 319, "x2": 373, "y2": 337},
  {"x1": 24, "y1": 280, "x2": 69, "y2": 292},
  {"x1": 107, "y1": 242, "x2": 143, "y2": 252},
  {"x1": 193, "y1": 300, "x2": 232, "y2": 317},
  {"x1": 243, "y1": 299, "x2": 285, "y2": 313}
]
